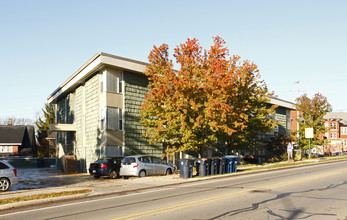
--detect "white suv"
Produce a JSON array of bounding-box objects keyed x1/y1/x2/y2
[
  {"x1": 0, "y1": 160, "x2": 19, "y2": 192},
  {"x1": 120, "y1": 155, "x2": 174, "y2": 178}
]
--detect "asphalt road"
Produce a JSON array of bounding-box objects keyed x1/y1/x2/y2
[{"x1": 2, "y1": 161, "x2": 347, "y2": 220}]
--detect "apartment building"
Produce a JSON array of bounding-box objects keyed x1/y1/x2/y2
[
  {"x1": 323, "y1": 112, "x2": 347, "y2": 153},
  {"x1": 48, "y1": 52, "x2": 296, "y2": 172}
]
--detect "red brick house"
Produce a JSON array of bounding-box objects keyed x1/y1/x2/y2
[{"x1": 322, "y1": 112, "x2": 347, "y2": 154}]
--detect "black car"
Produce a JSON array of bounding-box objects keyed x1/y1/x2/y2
[{"x1": 89, "y1": 157, "x2": 123, "y2": 179}]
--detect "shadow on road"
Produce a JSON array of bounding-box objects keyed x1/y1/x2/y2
[{"x1": 193, "y1": 181, "x2": 347, "y2": 220}]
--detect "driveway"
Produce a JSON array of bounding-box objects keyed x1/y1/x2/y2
[{"x1": 10, "y1": 168, "x2": 96, "y2": 191}]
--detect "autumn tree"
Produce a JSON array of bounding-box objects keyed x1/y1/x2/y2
[
  {"x1": 35, "y1": 103, "x2": 56, "y2": 157},
  {"x1": 140, "y1": 36, "x2": 276, "y2": 158},
  {"x1": 295, "y1": 93, "x2": 332, "y2": 150}
]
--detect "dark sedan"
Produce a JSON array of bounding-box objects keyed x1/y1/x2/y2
[{"x1": 89, "y1": 157, "x2": 123, "y2": 179}]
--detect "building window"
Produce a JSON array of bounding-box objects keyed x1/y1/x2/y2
[
  {"x1": 343, "y1": 139, "x2": 347, "y2": 147},
  {"x1": 101, "y1": 70, "x2": 123, "y2": 94},
  {"x1": 342, "y1": 127, "x2": 347, "y2": 135},
  {"x1": 0, "y1": 146, "x2": 13, "y2": 153},
  {"x1": 119, "y1": 73, "x2": 123, "y2": 93},
  {"x1": 101, "y1": 107, "x2": 124, "y2": 131},
  {"x1": 325, "y1": 122, "x2": 328, "y2": 128},
  {"x1": 101, "y1": 145, "x2": 123, "y2": 157},
  {"x1": 330, "y1": 132, "x2": 338, "y2": 138},
  {"x1": 119, "y1": 108, "x2": 123, "y2": 130}
]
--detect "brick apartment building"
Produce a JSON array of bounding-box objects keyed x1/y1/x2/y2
[{"x1": 322, "y1": 112, "x2": 347, "y2": 154}]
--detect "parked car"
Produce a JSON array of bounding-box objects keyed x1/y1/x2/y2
[
  {"x1": 89, "y1": 157, "x2": 123, "y2": 179},
  {"x1": 120, "y1": 155, "x2": 174, "y2": 178},
  {"x1": 0, "y1": 160, "x2": 18, "y2": 192}
]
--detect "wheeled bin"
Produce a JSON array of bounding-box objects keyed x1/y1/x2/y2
[
  {"x1": 210, "y1": 158, "x2": 220, "y2": 175},
  {"x1": 195, "y1": 158, "x2": 211, "y2": 176},
  {"x1": 223, "y1": 155, "x2": 239, "y2": 173},
  {"x1": 178, "y1": 159, "x2": 194, "y2": 178},
  {"x1": 218, "y1": 157, "x2": 226, "y2": 174}
]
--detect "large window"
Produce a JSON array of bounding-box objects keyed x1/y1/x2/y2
[
  {"x1": 343, "y1": 139, "x2": 347, "y2": 147},
  {"x1": 100, "y1": 70, "x2": 124, "y2": 94},
  {"x1": 100, "y1": 107, "x2": 124, "y2": 131}
]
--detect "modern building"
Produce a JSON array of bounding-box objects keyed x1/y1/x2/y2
[
  {"x1": 269, "y1": 97, "x2": 296, "y2": 136},
  {"x1": 48, "y1": 52, "x2": 296, "y2": 172},
  {"x1": 48, "y1": 53, "x2": 161, "y2": 172}
]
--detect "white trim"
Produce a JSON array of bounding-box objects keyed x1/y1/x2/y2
[
  {"x1": 47, "y1": 53, "x2": 148, "y2": 104},
  {"x1": 48, "y1": 56, "x2": 102, "y2": 103},
  {"x1": 0, "y1": 143, "x2": 20, "y2": 145},
  {"x1": 269, "y1": 97, "x2": 296, "y2": 110}
]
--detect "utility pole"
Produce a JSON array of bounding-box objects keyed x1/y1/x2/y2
[{"x1": 294, "y1": 81, "x2": 301, "y2": 143}]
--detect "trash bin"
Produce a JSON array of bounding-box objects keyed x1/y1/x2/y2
[
  {"x1": 223, "y1": 155, "x2": 238, "y2": 173},
  {"x1": 178, "y1": 159, "x2": 194, "y2": 178},
  {"x1": 195, "y1": 158, "x2": 211, "y2": 176},
  {"x1": 232, "y1": 157, "x2": 239, "y2": 172},
  {"x1": 219, "y1": 157, "x2": 226, "y2": 174},
  {"x1": 37, "y1": 158, "x2": 44, "y2": 168},
  {"x1": 210, "y1": 158, "x2": 220, "y2": 175}
]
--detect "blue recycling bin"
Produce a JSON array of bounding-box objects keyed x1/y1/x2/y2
[
  {"x1": 232, "y1": 157, "x2": 239, "y2": 172},
  {"x1": 223, "y1": 156, "x2": 239, "y2": 173},
  {"x1": 195, "y1": 158, "x2": 211, "y2": 176},
  {"x1": 178, "y1": 159, "x2": 194, "y2": 178}
]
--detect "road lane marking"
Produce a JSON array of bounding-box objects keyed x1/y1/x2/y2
[
  {"x1": 112, "y1": 169, "x2": 347, "y2": 220},
  {"x1": 0, "y1": 187, "x2": 174, "y2": 218}
]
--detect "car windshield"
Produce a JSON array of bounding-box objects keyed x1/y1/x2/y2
[{"x1": 122, "y1": 157, "x2": 136, "y2": 164}]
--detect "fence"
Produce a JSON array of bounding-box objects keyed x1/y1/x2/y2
[{"x1": 0, "y1": 157, "x2": 61, "y2": 168}]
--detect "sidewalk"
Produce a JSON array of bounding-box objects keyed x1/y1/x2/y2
[
  {"x1": 0, "y1": 168, "x2": 202, "y2": 210},
  {"x1": 0, "y1": 158, "x2": 344, "y2": 210}
]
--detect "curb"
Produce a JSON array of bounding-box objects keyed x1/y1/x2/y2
[{"x1": 1, "y1": 158, "x2": 346, "y2": 211}]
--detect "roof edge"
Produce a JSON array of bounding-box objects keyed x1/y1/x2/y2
[{"x1": 47, "y1": 52, "x2": 102, "y2": 101}]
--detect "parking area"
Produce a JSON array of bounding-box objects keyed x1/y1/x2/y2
[{"x1": 9, "y1": 168, "x2": 108, "y2": 191}]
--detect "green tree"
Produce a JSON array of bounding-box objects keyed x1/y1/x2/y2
[
  {"x1": 140, "y1": 36, "x2": 276, "y2": 157},
  {"x1": 35, "y1": 103, "x2": 56, "y2": 157},
  {"x1": 295, "y1": 93, "x2": 332, "y2": 150},
  {"x1": 265, "y1": 133, "x2": 291, "y2": 161}
]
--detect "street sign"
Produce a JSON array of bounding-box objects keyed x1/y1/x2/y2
[{"x1": 305, "y1": 128, "x2": 314, "y2": 138}]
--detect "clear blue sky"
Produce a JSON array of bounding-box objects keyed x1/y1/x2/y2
[{"x1": 1, "y1": 0, "x2": 346, "y2": 121}]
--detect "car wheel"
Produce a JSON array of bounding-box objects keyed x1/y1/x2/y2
[
  {"x1": 139, "y1": 170, "x2": 146, "y2": 178},
  {"x1": 165, "y1": 169, "x2": 173, "y2": 175},
  {"x1": 109, "y1": 170, "x2": 118, "y2": 179},
  {"x1": 93, "y1": 175, "x2": 100, "y2": 179},
  {"x1": 0, "y1": 178, "x2": 10, "y2": 192}
]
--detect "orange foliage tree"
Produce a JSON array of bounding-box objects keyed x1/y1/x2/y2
[{"x1": 140, "y1": 37, "x2": 276, "y2": 157}]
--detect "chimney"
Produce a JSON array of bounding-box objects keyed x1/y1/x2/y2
[{"x1": 7, "y1": 118, "x2": 12, "y2": 126}]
